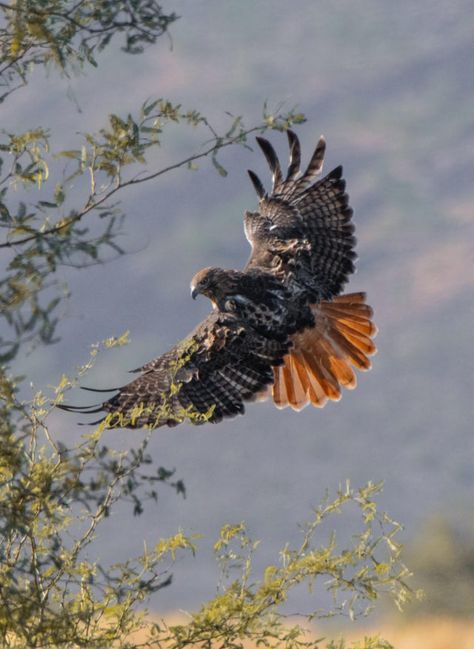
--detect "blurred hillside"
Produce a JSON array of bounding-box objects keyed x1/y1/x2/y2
[
  {"x1": 3, "y1": 0, "x2": 473, "y2": 615},
  {"x1": 403, "y1": 514, "x2": 474, "y2": 619},
  {"x1": 130, "y1": 615, "x2": 474, "y2": 649}
]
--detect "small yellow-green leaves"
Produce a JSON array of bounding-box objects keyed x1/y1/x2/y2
[
  {"x1": 53, "y1": 373, "x2": 73, "y2": 394},
  {"x1": 104, "y1": 330, "x2": 130, "y2": 348},
  {"x1": 214, "y1": 522, "x2": 247, "y2": 551},
  {"x1": 155, "y1": 531, "x2": 199, "y2": 560}
]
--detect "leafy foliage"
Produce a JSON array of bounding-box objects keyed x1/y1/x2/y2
[
  {"x1": 159, "y1": 482, "x2": 412, "y2": 648},
  {"x1": 0, "y1": 344, "x2": 190, "y2": 647},
  {"x1": 0, "y1": 0, "x2": 178, "y2": 101},
  {"x1": 0, "y1": 361, "x2": 412, "y2": 647}
]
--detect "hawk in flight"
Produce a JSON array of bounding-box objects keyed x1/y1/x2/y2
[{"x1": 60, "y1": 131, "x2": 377, "y2": 429}]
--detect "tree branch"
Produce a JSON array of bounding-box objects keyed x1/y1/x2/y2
[{"x1": 0, "y1": 127, "x2": 262, "y2": 250}]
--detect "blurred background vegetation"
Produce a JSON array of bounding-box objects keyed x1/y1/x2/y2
[{"x1": 403, "y1": 515, "x2": 474, "y2": 619}]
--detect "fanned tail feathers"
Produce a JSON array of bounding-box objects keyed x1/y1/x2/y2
[{"x1": 272, "y1": 292, "x2": 377, "y2": 410}]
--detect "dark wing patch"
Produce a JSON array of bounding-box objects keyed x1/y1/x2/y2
[
  {"x1": 245, "y1": 130, "x2": 355, "y2": 300},
  {"x1": 59, "y1": 312, "x2": 290, "y2": 429}
]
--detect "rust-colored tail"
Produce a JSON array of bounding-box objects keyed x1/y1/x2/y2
[{"x1": 272, "y1": 292, "x2": 377, "y2": 410}]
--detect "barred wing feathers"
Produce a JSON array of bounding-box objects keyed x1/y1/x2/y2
[
  {"x1": 244, "y1": 132, "x2": 375, "y2": 412},
  {"x1": 60, "y1": 312, "x2": 289, "y2": 429},
  {"x1": 245, "y1": 130, "x2": 356, "y2": 301}
]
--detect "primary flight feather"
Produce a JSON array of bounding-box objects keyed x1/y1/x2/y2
[{"x1": 59, "y1": 131, "x2": 377, "y2": 429}]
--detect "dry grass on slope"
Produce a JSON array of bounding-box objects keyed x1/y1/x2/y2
[
  {"x1": 129, "y1": 615, "x2": 474, "y2": 649},
  {"x1": 330, "y1": 617, "x2": 474, "y2": 649}
]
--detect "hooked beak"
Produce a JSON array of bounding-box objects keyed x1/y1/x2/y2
[{"x1": 191, "y1": 285, "x2": 199, "y2": 300}]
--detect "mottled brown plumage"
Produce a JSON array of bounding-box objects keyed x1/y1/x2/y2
[
  {"x1": 59, "y1": 131, "x2": 376, "y2": 429},
  {"x1": 244, "y1": 134, "x2": 355, "y2": 301}
]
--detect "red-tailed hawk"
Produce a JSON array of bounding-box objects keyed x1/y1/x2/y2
[{"x1": 60, "y1": 131, "x2": 377, "y2": 429}]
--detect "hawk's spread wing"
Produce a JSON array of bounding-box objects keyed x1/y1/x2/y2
[
  {"x1": 60, "y1": 311, "x2": 289, "y2": 429},
  {"x1": 245, "y1": 131, "x2": 355, "y2": 301},
  {"x1": 244, "y1": 131, "x2": 376, "y2": 411}
]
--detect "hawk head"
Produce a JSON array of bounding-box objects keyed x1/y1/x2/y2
[{"x1": 190, "y1": 267, "x2": 238, "y2": 306}]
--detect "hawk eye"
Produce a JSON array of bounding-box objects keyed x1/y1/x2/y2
[{"x1": 225, "y1": 299, "x2": 237, "y2": 311}]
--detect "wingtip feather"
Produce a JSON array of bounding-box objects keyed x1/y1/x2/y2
[
  {"x1": 247, "y1": 169, "x2": 266, "y2": 198},
  {"x1": 256, "y1": 136, "x2": 283, "y2": 189}
]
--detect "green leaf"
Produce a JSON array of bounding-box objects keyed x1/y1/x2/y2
[
  {"x1": 56, "y1": 149, "x2": 81, "y2": 159},
  {"x1": 212, "y1": 155, "x2": 228, "y2": 177},
  {"x1": 142, "y1": 99, "x2": 160, "y2": 117},
  {"x1": 38, "y1": 201, "x2": 58, "y2": 208}
]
